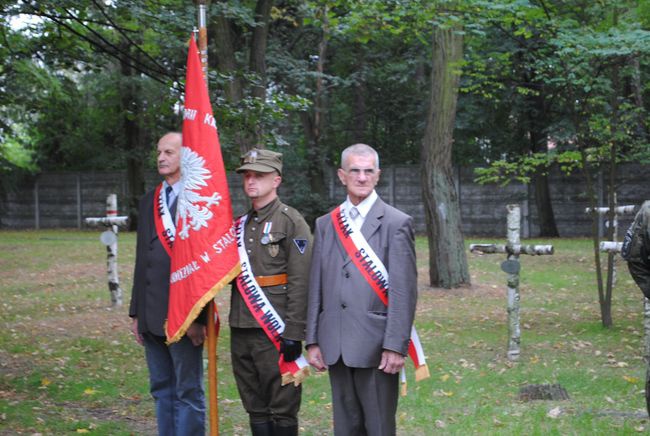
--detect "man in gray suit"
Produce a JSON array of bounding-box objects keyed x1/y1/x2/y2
[
  {"x1": 306, "y1": 143, "x2": 417, "y2": 436},
  {"x1": 130, "y1": 132, "x2": 207, "y2": 435}
]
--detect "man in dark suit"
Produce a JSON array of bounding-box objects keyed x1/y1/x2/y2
[
  {"x1": 129, "y1": 132, "x2": 207, "y2": 436},
  {"x1": 306, "y1": 143, "x2": 418, "y2": 436}
]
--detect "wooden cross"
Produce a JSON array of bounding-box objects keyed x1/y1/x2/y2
[
  {"x1": 85, "y1": 194, "x2": 129, "y2": 307},
  {"x1": 588, "y1": 204, "x2": 636, "y2": 286},
  {"x1": 469, "y1": 204, "x2": 554, "y2": 361}
]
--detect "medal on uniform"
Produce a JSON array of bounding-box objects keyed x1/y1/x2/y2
[
  {"x1": 261, "y1": 222, "x2": 272, "y2": 245},
  {"x1": 262, "y1": 221, "x2": 279, "y2": 257}
]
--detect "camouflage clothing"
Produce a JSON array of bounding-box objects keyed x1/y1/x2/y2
[{"x1": 622, "y1": 200, "x2": 650, "y2": 299}]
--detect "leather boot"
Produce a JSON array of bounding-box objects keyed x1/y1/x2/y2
[
  {"x1": 250, "y1": 421, "x2": 274, "y2": 436},
  {"x1": 274, "y1": 424, "x2": 298, "y2": 436}
]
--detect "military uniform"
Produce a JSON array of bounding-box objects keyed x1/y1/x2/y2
[
  {"x1": 230, "y1": 149, "x2": 312, "y2": 436},
  {"x1": 623, "y1": 200, "x2": 650, "y2": 298},
  {"x1": 622, "y1": 200, "x2": 650, "y2": 417}
]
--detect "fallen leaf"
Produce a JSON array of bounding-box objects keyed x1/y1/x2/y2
[
  {"x1": 76, "y1": 430, "x2": 90, "y2": 434},
  {"x1": 440, "y1": 374, "x2": 450, "y2": 382},
  {"x1": 547, "y1": 407, "x2": 562, "y2": 419},
  {"x1": 624, "y1": 375, "x2": 639, "y2": 383},
  {"x1": 605, "y1": 396, "x2": 615, "y2": 404},
  {"x1": 40, "y1": 378, "x2": 51, "y2": 387},
  {"x1": 435, "y1": 420, "x2": 446, "y2": 428},
  {"x1": 83, "y1": 388, "x2": 97, "y2": 396}
]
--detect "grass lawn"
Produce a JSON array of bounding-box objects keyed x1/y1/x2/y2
[{"x1": 0, "y1": 230, "x2": 648, "y2": 434}]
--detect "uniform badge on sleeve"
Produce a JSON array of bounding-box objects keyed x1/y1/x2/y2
[{"x1": 293, "y1": 239, "x2": 308, "y2": 254}]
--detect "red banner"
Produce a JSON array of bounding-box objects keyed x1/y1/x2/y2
[{"x1": 166, "y1": 36, "x2": 241, "y2": 343}]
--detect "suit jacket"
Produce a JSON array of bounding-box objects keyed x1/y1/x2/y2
[
  {"x1": 129, "y1": 187, "x2": 171, "y2": 336},
  {"x1": 305, "y1": 197, "x2": 417, "y2": 368}
]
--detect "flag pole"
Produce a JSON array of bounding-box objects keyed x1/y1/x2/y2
[{"x1": 194, "y1": 2, "x2": 218, "y2": 435}]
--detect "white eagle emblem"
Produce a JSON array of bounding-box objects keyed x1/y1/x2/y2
[{"x1": 177, "y1": 146, "x2": 222, "y2": 240}]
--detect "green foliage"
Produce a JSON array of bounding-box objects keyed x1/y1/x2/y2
[
  {"x1": 473, "y1": 151, "x2": 582, "y2": 186},
  {"x1": 0, "y1": 124, "x2": 37, "y2": 172},
  {"x1": 0, "y1": 0, "x2": 648, "y2": 204},
  {"x1": 463, "y1": 0, "x2": 650, "y2": 183}
]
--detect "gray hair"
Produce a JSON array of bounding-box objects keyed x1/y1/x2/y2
[{"x1": 340, "y1": 143, "x2": 380, "y2": 170}]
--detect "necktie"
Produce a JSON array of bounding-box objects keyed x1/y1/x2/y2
[
  {"x1": 166, "y1": 186, "x2": 177, "y2": 223},
  {"x1": 349, "y1": 207, "x2": 359, "y2": 219},
  {"x1": 165, "y1": 186, "x2": 173, "y2": 206}
]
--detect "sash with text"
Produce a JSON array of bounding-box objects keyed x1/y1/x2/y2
[
  {"x1": 234, "y1": 215, "x2": 310, "y2": 386},
  {"x1": 330, "y1": 206, "x2": 430, "y2": 383},
  {"x1": 153, "y1": 183, "x2": 175, "y2": 257}
]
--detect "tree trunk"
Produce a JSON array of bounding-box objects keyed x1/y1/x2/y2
[
  {"x1": 351, "y1": 80, "x2": 367, "y2": 142},
  {"x1": 248, "y1": 0, "x2": 273, "y2": 148},
  {"x1": 213, "y1": 13, "x2": 243, "y2": 102},
  {"x1": 603, "y1": 53, "x2": 623, "y2": 328},
  {"x1": 350, "y1": 45, "x2": 367, "y2": 142},
  {"x1": 629, "y1": 57, "x2": 648, "y2": 140},
  {"x1": 298, "y1": 4, "x2": 329, "y2": 225},
  {"x1": 249, "y1": 0, "x2": 272, "y2": 101},
  {"x1": 213, "y1": 0, "x2": 272, "y2": 153},
  {"x1": 420, "y1": 25, "x2": 470, "y2": 288},
  {"x1": 529, "y1": 127, "x2": 559, "y2": 237},
  {"x1": 581, "y1": 152, "x2": 610, "y2": 327},
  {"x1": 533, "y1": 173, "x2": 559, "y2": 236},
  {"x1": 120, "y1": 48, "x2": 145, "y2": 231},
  {"x1": 525, "y1": 89, "x2": 559, "y2": 237}
]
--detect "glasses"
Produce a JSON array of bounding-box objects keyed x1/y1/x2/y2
[{"x1": 345, "y1": 168, "x2": 376, "y2": 177}]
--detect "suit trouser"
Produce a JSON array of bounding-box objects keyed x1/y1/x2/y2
[
  {"x1": 329, "y1": 358, "x2": 399, "y2": 436},
  {"x1": 143, "y1": 333, "x2": 205, "y2": 436},
  {"x1": 230, "y1": 327, "x2": 301, "y2": 426}
]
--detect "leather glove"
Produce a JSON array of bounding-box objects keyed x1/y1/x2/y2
[{"x1": 279, "y1": 338, "x2": 302, "y2": 362}]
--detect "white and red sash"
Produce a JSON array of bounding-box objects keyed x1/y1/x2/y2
[
  {"x1": 153, "y1": 183, "x2": 175, "y2": 257},
  {"x1": 234, "y1": 215, "x2": 310, "y2": 386},
  {"x1": 330, "y1": 205, "x2": 430, "y2": 384}
]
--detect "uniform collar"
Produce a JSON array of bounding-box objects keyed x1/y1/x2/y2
[{"x1": 250, "y1": 197, "x2": 281, "y2": 222}]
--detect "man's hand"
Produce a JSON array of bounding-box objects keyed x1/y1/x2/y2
[
  {"x1": 306, "y1": 344, "x2": 327, "y2": 372},
  {"x1": 131, "y1": 317, "x2": 143, "y2": 346},
  {"x1": 186, "y1": 322, "x2": 206, "y2": 347},
  {"x1": 378, "y1": 350, "x2": 405, "y2": 374},
  {"x1": 280, "y1": 338, "x2": 302, "y2": 362}
]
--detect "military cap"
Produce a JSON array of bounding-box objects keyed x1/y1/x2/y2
[{"x1": 236, "y1": 148, "x2": 283, "y2": 175}]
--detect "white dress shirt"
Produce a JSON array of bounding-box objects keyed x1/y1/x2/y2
[{"x1": 342, "y1": 190, "x2": 378, "y2": 231}]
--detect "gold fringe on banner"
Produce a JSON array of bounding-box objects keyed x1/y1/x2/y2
[{"x1": 165, "y1": 263, "x2": 241, "y2": 344}]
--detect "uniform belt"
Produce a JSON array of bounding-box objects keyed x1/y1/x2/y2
[{"x1": 254, "y1": 273, "x2": 288, "y2": 287}]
